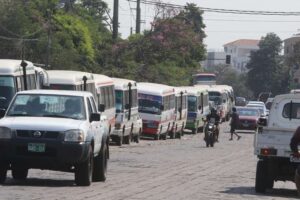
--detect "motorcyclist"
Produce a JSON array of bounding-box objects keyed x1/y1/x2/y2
[{"x1": 205, "y1": 108, "x2": 221, "y2": 142}]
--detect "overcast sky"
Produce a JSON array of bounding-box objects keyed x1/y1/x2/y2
[{"x1": 105, "y1": 0, "x2": 300, "y2": 50}]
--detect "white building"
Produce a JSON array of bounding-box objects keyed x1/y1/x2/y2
[{"x1": 223, "y1": 39, "x2": 260, "y2": 73}]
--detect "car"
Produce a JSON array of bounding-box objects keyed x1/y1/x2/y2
[
  {"x1": 236, "y1": 107, "x2": 260, "y2": 131},
  {"x1": 247, "y1": 101, "x2": 265, "y2": 106},
  {"x1": 235, "y1": 97, "x2": 247, "y2": 106},
  {"x1": 0, "y1": 90, "x2": 109, "y2": 186},
  {"x1": 246, "y1": 103, "x2": 268, "y2": 117}
]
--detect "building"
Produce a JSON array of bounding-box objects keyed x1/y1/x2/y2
[
  {"x1": 223, "y1": 39, "x2": 260, "y2": 73},
  {"x1": 284, "y1": 34, "x2": 300, "y2": 87}
]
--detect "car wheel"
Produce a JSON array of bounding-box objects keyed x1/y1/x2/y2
[
  {"x1": 75, "y1": 146, "x2": 93, "y2": 186},
  {"x1": 117, "y1": 135, "x2": 123, "y2": 146},
  {"x1": 12, "y1": 166, "x2": 28, "y2": 180},
  {"x1": 135, "y1": 129, "x2": 141, "y2": 143},
  {"x1": 93, "y1": 143, "x2": 107, "y2": 182}
]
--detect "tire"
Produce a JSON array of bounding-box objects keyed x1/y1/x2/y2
[
  {"x1": 154, "y1": 134, "x2": 160, "y2": 140},
  {"x1": 124, "y1": 133, "x2": 131, "y2": 145},
  {"x1": 93, "y1": 144, "x2": 107, "y2": 182},
  {"x1": 191, "y1": 128, "x2": 196, "y2": 134},
  {"x1": 0, "y1": 165, "x2": 7, "y2": 184},
  {"x1": 255, "y1": 160, "x2": 267, "y2": 193},
  {"x1": 209, "y1": 135, "x2": 214, "y2": 147},
  {"x1": 135, "y1": 129, "x2": 141, "y2": 143},
  {"x1": 117, "y1": 135, "x2": 123, "y2": 146},
  {"x1": 12, "y1": 166, "x2": 28, "y2": 180},
  {"x1": 176, "y1": 128, "x2": 183, "y2": 139},
  {"x1": 75, "y1": 146, "x2": 93, "y2": 186},
  {"x1": 206, "y1": 141, "x2": 209, "y2": 147}
]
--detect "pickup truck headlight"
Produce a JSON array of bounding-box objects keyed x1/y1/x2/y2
[
  {"x1": 64, "y1": 129, "x2": 84, "y2": 142},
  {"x1": 0, "y1": 127, "x2": 12, "y2": 139}
]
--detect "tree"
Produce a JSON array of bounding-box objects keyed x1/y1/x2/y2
[{"x1": 246, "y1": 33, "x2": 289, "y2": 97}]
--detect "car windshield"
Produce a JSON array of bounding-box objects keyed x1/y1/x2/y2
[
  {"x1": 237, "y1": 108, "x2": 260, "y2": 117},
  {"x1": 7, "y1": 94, "x2": 86, "y2": 120},
  {"x1": 0, "y1": 76, "x2": 15, "y2": 110},
  {"x1": 188, "y1": 96, "x2": 197, "y2": 112},
  {"x1": 246, "y1": 105, "x2": 264, "y2": 114},
  {"x1": 115, "y1": 90, "x2": 123, "y2": 113},
  {"x1": 138, "y1": 94, "x2": 162, "y2": 114}
]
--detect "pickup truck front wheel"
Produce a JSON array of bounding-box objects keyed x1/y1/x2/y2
[
  {"x1": 12, "y1": 166, "x2": 28, "y2": 180},
  {"x1": 75, "y1": 146, "x2": 93, "y2": 186},
  {"x1": 0, "y1": 165, "x2": 7, "y2": 183},
  {"x1": 255, "y1": 160, "x2": 267, "y2": 193},
  {"x1": 93, "y1": 143, "x2": 107, "y2": 182}
]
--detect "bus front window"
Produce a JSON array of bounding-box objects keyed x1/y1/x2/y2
[
  {"x1": 138, "y1": 94, "x2": 162, "y2": 115},
  {"x1": 188, "y1": 96, "x2": 197, "y2": 112},
  {"x1": 115, "y1": 90, "x2": 123, "y2": 113},
  {"x1": 0, "y1": 76, "x2": 15, "y2": 110}
]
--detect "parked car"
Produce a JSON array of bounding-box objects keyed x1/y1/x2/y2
[
  {"x1": 235, "y1": 97, "x2": 247, "y2": 106},
  {"x1": 236, "y1": 107, "x2": 260, "y2": 131},
  {"x1": 0, "y1": 90, "x2": 109, "y2": 186},
  {"x1": 246, "y1": 103, "x2": 268, "y2": 117}
]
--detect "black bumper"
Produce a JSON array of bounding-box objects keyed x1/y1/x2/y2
[{"x1": 0, "y1": 138, "x2": 90, "y2": 171}]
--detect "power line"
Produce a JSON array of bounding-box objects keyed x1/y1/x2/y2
[{"x1": 127, "y1": 0, "x2": 300, "y2": 16}]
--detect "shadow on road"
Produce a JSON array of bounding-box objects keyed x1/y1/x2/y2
[
  {"x1": 2, "y1": 177, "x2": 76, "y2": 187},
  {"x1": 221, "y1": 186, "x2": 299, "y2": 199}
]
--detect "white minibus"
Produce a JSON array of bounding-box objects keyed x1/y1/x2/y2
[
  {"x1": 137, "y1": 82, "x2": 175, "y2": 140},
  {"x1": 112, "y1": 78, "x2": 142, "y2": 145}
]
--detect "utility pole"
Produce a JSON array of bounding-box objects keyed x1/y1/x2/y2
[
  {"x1": 46, "y1": 3, "x2": 52, "y2": 68},
  {"x1": 112, "y1": 0, "x2": 119, "y2": 40},
  {"x1": 136, "y1": 0, "x2": 141, "y2": 34}
]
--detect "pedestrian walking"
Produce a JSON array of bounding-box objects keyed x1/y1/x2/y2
[{"x1": 229, "y1": 107, "x2": 241, "y2": 141}]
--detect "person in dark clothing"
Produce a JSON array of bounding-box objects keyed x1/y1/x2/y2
[
  {"x1": 229, "y1": 107, "x2": 241, "y2": 141},
  {"x1": 290, "y1": 126, "x2": 300, "y2": 195},
  {"x1": 206, "y1": 108, "x2": 221, "y2": 141}
]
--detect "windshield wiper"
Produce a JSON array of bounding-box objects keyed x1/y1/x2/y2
[
  {"x1": 8, "y1": 113, "x2": 31, "y2": 117},
  {"x1": 43, "y1": 114, "x2": 79, "y2": 120}
]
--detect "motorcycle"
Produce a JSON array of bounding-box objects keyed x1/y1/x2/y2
[{"x1": 204, "y1": 118, "x2": 217, "y2": 147}]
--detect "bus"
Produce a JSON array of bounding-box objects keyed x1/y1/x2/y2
[
  {"x1": 137, "y1": 82, "x2": 175, "y2": 140},
  {"x1": 112, "y1": 78, "x2": 143, "y2": 146},
  {"x1": 213, "y1": 85, "x2": 235, "y2": 119},
  {"x1": 46, "y1": 70, "x2": 116, "y2": 135},
  {"x1": 192, "y1": 73, "x2": 216, "y2": 85},
  {"x1": 170, "y1": 87, "x2": 188, "y2": 139},
  {"x1": 180, "y1": 86, "x2": 209, "y2": 134},
  {"x1": 0, "y1": 59, "x2": 48, "y2": 112}
]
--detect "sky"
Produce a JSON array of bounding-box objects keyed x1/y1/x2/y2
[{"x1": 105, "y1": 0, "x2": 300, "y2": 50}]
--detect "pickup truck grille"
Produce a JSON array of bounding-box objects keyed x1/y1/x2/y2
[{"x1": 16, "y1": 130, "x2": 61, "y2": 139}]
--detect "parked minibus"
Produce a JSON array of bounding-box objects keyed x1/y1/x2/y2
[
  {"x1": 112, "y1": 78, "x2": 142, "y2": 145},
  {"x1": 137, "y1": 82, "x2": 175, "y2": 140},
  {"x1": 0, "y1": 59, "x2": 48, "y2": 112},
  {"x1": 170, "y1": 87, "x2": 188, "y2": 139},
  {"x1": 46, "y1": 70, "x2": 116, "y2": 135},
  {"x1": 180, "y1": 86, "x2": 209, "y2": 134}
]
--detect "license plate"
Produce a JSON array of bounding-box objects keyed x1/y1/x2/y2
[
  {"x1": 28, "y1": 143, "x2": 45, "y2": 153},
  {"x1": 243, "y1": 123, "x2": 249, "y2": 127},
  {"x1": 290, "y1": 156, "x2": 300, "y2": 163}
]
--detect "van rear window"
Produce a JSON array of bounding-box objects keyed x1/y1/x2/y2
[{"x1": 282, "y1": 103, "x2": 300, "y2": 119}]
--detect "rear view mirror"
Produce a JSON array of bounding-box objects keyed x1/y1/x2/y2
[
  {"x1": 90, "y1": 113, "x2": 100, "y2": 122},
  {"x1": 258, "y1": 117, "x2": 267, "y2": 126},
  {"x1": 160, "y1": 105, "x2": 164, "y2": 111},
  {"x1": 0, "y1": 109, "x2": 5, "y2": 118},
  {"x1": 98, "y1": 104, "x2": 105, "y2": 112}
]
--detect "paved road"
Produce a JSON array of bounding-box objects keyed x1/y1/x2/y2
[{"x1": 0, "y1": 122, "x2": 298, "y2": 200}]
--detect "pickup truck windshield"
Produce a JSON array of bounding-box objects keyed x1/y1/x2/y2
[
  {"x1": 7, "y1": 94, "x2": 86, "y2": 120},
  {"x1": 0, "y1": 76, "x2": 15, "y2": 110}
]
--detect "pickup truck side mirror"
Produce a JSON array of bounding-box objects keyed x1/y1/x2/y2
[
  {"x1": 0, "y1": 109, "x2": 5, "y2": 118},
  {"x1": 90, "y1": 113, "x2": 101, "y2": 122},
  {"x1": 125, "y1": 104, "x2": 130, "y2": 110},
  {"x1": 257, "y1": 117, "x2": 267, "y2": 126},
  {"x1": 98, "y1": 104, "x2": 105, "y2": 112},
  {"x1": 198, "y1": 105, "x2": 202, "y2": 110},
  {"x1": 160, "y1": 105, "x2": 164, "y2": 111}
]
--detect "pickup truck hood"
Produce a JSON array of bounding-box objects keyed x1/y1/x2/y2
[{"x1": 0, "y1": 117, "x2": 86, "y2": 132}]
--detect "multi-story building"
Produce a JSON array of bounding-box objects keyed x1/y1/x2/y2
[
  {"x1": 223, "y1": 39, "x2": 260, "y2": 73},
  {"x1": 284, "y1": 33, "x2": 300, "y2": 87}
]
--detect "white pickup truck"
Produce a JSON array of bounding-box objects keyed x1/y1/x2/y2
[
  {"x1": 0, "y1": 90, "x2": 109, "y2": 186},
  {"x1": 254, "y1": 93, "x2": 300, "y2": 193}
]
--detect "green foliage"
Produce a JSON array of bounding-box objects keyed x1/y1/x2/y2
[{"x1": 246, "y1": 33, "x2": 289, "y2": 97}]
